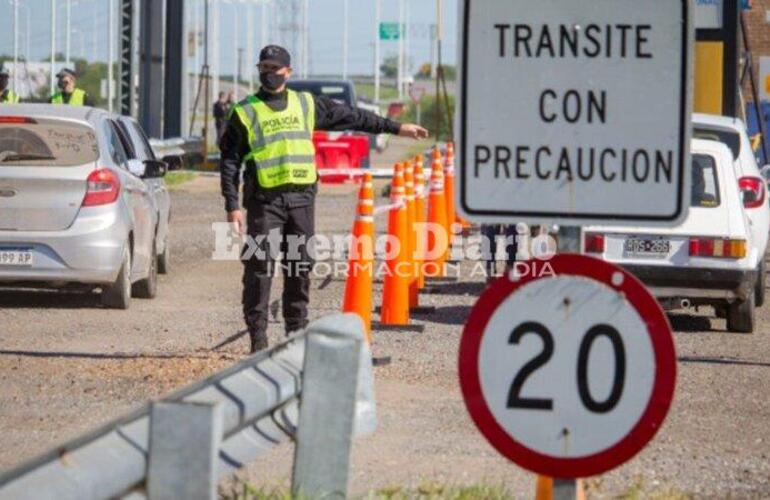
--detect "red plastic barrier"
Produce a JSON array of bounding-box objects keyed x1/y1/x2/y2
[{"x1": 313, "y1": 132, "x2": 370, "y2": 184}]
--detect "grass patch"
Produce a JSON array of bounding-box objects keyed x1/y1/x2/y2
[
  {"x1": 355, "y1": 82, "x2": 400, "y2": 102},
  {"x1": 368, "y1": 482, "x2": 513, "y2": 499},
  {"x1": 164, "y1": 171, "x2": 197, "y2": 187},
  {"x1": 613, "y1": 476, "x2": 693, "y2": 500},
  {"x1": 220, "y1": 481, "x2": 513, "y2": 500}
]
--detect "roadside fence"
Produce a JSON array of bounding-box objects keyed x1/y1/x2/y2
[{"x1": 0, "y1": 313, "x2": 375, "y2": 500}]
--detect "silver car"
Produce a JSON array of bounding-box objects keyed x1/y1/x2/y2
[
  {"x1": 115, "y1": 115, "x2": 172, "y2": 274},
  {"x1": 0, "y1": 104, "x2": 163, "y2": 309}
]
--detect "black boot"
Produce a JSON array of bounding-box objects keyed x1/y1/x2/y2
[{"x1": 249, "y1": 329, "x2": 269, "y2": 353}]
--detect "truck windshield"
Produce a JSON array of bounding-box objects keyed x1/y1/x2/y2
[{"x1": 287, "y1": 81, "x2": 354, "y2": 106}]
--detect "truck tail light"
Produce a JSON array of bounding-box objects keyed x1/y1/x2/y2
[
  {"x1": 739, "y1": 176, "x2": 766, "y2": 209},
  {"x1": 689, "y1": 238, "x2": 747, "y2": 259},
  {"x1": 584, "y1": 233, "x2": 605, "y2": 253},
  {"x1": 82, "y1": 168, "x2": 120, "y2": 206}
]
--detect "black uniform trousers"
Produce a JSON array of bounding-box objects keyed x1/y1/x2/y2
[{"x1": 242, "y1": 191, "x2": 315, "y2": 337}]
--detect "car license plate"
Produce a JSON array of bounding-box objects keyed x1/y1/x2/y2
[
  {"x1": 624, "y1": 238, "x2": 670, "y2": 257},
  {"x1": 0, "y1": 249, "x2": 33, "y2": 266}
]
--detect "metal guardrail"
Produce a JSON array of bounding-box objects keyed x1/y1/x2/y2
[
  {"x1": 0, "y1": 313, "x2": 375, "y2": 500},
  {"x1": 150, "y1": 136, "x2": 206, "y2": 169}
]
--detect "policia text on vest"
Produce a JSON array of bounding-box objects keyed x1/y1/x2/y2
[
  {"x1": 231, "y1": 90, "x2": 317, "y2": 189},
  {"x1": 473, "y1": 22, "x2": 674, "y2": 187}
]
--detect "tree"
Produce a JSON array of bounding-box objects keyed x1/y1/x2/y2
[{"x1": 380, "y1": 55, "x2": 398, "y2": 79}]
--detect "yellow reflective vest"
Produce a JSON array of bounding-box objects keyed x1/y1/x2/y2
[
  {"x1": 0, "y1": 89, "x2": 19, "y2": 103},
  {"x1": 51, "y1": 88, "x2": 86, "y2": 106},
  {"x1": 231, "y1": 90, "x2": 317, "y2": 188}
]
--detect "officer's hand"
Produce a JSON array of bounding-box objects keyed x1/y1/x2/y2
[
  {"x1": 398, "y1": 123, "x2": 429, "y2": 140},
  {"x1": 227, "y1": 210, "x2": 245, "y2": 235}
]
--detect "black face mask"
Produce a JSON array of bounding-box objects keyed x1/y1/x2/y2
[{"x1": 259, "y1": 71, "x2": 286, "y2": 92}]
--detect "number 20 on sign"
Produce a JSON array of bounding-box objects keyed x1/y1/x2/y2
[{"x1": 458, "y1": 255, "x2": 676, "y2": 478}]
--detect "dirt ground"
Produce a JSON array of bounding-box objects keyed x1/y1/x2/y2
[{"x1": 1, "y1": 138, "x2": 769, "y2": 498}]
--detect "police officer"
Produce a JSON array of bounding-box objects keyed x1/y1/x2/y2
[
  {"x1": 220, "y1": 45, "x2": 428, "y2": 353},
  {"x1": 50, "y1": 68, "x2": 93, "y2": 106},
  {"x1": 0, "y1": 68, "x2": 20, "y2": 103}
]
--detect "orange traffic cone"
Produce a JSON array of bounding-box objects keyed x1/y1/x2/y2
[
  {"x1": 444, "y1": 142, "x2": 457, "y2": 243},
  {"x1": 413, "y1": 155, "x2": 428, "y2": 290},
  {"x1": 342, "y1": 172, "x2": 376, "y2": 341},
  {"x1": 404, "y1": 162, "x2": 420, "y2": 309},
  {"x1": 424, "y1": 147, "x2": 448, "y2": 278},
  {"x1": 379, "y1": 163, "x2": 411, "y2": 326}
]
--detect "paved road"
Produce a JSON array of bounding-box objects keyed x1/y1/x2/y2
[{"x1": 0, "y1": 168, "x2": 768, "y2": 498}]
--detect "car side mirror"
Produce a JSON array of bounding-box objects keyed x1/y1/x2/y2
[
  {"x1": 162, "y1": 154, "x2": 184, "y2": 171},
  {"x1": 143, "y1": 159, "x2": 167, "y2": 178},
  {"x1": 126, "y1": 158, "x2": 146, "y2": 177}
]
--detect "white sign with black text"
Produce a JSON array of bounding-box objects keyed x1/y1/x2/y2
[{"x1": 457, "y1": 0, "x2": 692, "y2": 226}]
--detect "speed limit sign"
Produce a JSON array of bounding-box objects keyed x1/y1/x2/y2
[{"x1": 459, "y1": 254, "x2": 676, "y2": 478}]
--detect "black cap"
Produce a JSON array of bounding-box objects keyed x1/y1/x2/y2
[
  {"x1": 259, "y1": 45, "x2": 291, "y2": 67},
  {"x1": 56, "y1": 68, "x2": 77, "y2": 79}
]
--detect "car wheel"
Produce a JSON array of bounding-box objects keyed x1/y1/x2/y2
[
  {"x1": 755, "y1": 259, "x2": 766, "y2": 307},
  {"x1": 157, "y1": 236, "x2": 170, "y2": 275},
  {"x1": 133, "y1": 240, "x2": 158, "y2": 299},
  {"x1": 727, "y1": 293, "x2": 755, "y2": 334},
  {"x1": 101, "y1": 247, "x2": 131, "y2": 310}
]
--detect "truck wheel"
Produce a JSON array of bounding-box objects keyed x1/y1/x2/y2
[
  {"x1": 755, "y1": 259, "x2": 766, "y2": 307},
  {"x1": 101, "y1": 248, "x2": 131, "y2": 310},
  {"x1": 157, "y1": 236, "x2": 170, "y2": 275},
  {"x1": 133, "y1": 240, "x2": 158, "y2": 299},
  {"x1": 727, "y1": 294, "x2": 755, "y2": 334}
]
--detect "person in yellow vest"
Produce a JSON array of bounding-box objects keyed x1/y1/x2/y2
[
  {"x1": 0, "y1": 68, "x2": 20, "y2": 104},
  {"x1": 50, "y1": 68, "x2": 93, "y2": 106},
  {"x1": 220, "y1": 45, "x2": 428, "y2": 353}
]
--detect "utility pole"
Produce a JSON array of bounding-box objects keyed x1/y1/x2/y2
[
  {"x1": 374, "y1": 0, "x2": 380, "y2": 103},
  {"x1": 261, "y1": 0, "x2": 268, "y2": 48},
  {"x1": 236, "y1": 48, "x2": 243, "y2": 100},
  {"x1": 212, "y1": 0, "x2": 219, "y2": 106},
  {"x1": 397, "y1": 0, "x2": 404, "y2": 99},
  {"x1": 233, "y1": 1, "x2": 239, "y2": 97},
  {"x1": 342, "y1": 0, "x2": 349, "y2": 80},
  {"x1": 65, "y1": 0, "x2": 71, "y2": 66},
  {"x1": 108, "y1": 0, "x2": 114, "y2": 112},
  {"x1": 50, "y1": 0, "x2": 56, "y2": 94},
  {"x1": 302, "y1": 0, "x2": 309, "y2": 78},
  {"x1": 203, "y1": 0, "x2": 211, "y2": 152},
  {"x1": 434, "y1": 0, "x2": 442, "y2": 139},
  {"x1": 247, "y1": 2, "x2": 254, "y2": 94},
  {"x1": 13, "y1": 0, "x2": 18, "y2": 92},
  {"x1": 405, "y1": 0, "x2": 411, "y2": 87}
]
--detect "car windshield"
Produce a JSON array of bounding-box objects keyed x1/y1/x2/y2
[
  {"x1": 693, "y1": 127, "x2": 740, "y2": 161},
  {"x1": 286, "y1": 81, "x2": 353, "y2": 106},
  {"x1": 0, "y1": 118, "x2": 98, "y2": 166},
  {"x1": 692, "y1": 154, "x2": 720, "y2": 208}
]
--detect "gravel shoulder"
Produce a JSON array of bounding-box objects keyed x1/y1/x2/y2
[{"x1": 0, "y1": 156, "x2": 769, "y2": 498}]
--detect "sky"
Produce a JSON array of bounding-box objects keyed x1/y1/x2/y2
[{"x1": 0, "y1": 0, "x2": 458, "y2": 77}]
